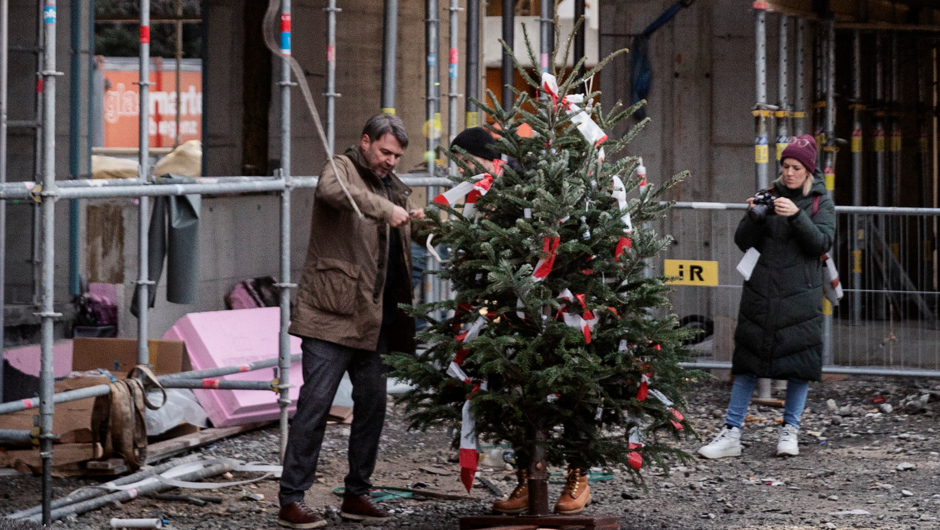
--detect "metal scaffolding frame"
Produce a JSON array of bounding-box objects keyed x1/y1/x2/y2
[{"x1": 0, "y1": 0, "x2": 936, "y2": 525}]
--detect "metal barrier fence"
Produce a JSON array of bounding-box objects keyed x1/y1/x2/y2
[{"x1": 663, "y1": 202, "x2": 940, "y2": 377}]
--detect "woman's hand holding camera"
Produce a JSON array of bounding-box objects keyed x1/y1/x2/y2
[{"x1": 773, "y1": 197, "x2": 799, "y2": 217}]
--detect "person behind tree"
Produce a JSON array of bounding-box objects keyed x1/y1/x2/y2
[{"x1": 698, "y1": 135, "x2": 835, "y2": 460}]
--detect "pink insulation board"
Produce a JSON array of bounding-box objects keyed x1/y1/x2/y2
[
  {"x1": 162, "y1": 307, "x2": 303, "y2": 427},
  {"x1": 5, "y1": 341, "x2": 74, "y2": 378}
]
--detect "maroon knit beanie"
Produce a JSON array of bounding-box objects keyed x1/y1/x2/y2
[{"x1": 779, "y1": 134, "x2": 817, "y2": 174}]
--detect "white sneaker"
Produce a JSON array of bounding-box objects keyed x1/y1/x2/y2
[
  {"x1": 776, "y1": 424, "x2": 799, "y2": 456},
  {"x1": 697, "y1": 425, "x2": 742, "y2": 459}
]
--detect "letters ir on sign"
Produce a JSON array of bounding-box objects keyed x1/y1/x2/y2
[{"x1": 663, "y1": 259, "x2": 719, "y2": 286}]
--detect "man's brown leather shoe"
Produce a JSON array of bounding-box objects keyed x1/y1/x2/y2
[
  {"x1": 277, "y1": 502, "x2": 327, "y2": 529},
  {"x1": 340, "y1": 493, "x2": 391, "y2": 523},
  {"x1": 492, "y1": 468, "x2": 528, "y2": 514},
  {"x1": 553, "y1": 467, "x2": 591, "y2": 515}
]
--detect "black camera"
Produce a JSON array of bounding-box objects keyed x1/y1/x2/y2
[{"x1": 748, "y1": 189, "x2": 778, "y2": 222}]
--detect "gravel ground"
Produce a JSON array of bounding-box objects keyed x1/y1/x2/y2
[{"x1": 2, "y1": 375, "x2": 940, "y2": 529}]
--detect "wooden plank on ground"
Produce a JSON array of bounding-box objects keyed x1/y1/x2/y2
[
  {"x1": 0, "y1": 444, "x2": 95, "y2": 468},
  {"x1": 146, "y1": 421, "x2": 273, "y2": 464}
]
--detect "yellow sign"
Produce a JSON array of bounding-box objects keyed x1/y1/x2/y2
[
  {"x1": 755, "y1": 145, "x2": 768, "y2": 164},
  {"x1": 664, "y1": 259, "x2": 719, "y2": 286}
]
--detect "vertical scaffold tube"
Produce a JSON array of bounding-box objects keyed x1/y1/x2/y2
[
  {"x1": 813, "y1": 23, "x2": 824, "y2": 150},
  {"x1": 32, "y1": 0, "x2": 44, "y2": 309},
  {"x1": 888, "y1": 33, "x2": 901, "y2": 259},
  {"x1": 754, "y1": 6, "x2": 769, "y2": 190},
  {"x1": 851, "y1": 30, "x2": 863, "y2": 326},
  {"x1": 278, "y1": 0, "x2": 292, "y2": 461},
  {"x1": 0, "y1": 0, "x2": 8, "y2": 400},
  {"x1": 919, "y1": 41, "x2": 934, "y2": 295},
  {"x1": 68, "y1": 0, "x2": 80, "y2": 296},
  {"x1": 875, "y1": 34, "x2": 885, "y2": 209},
  {"x1": 136, "y1": 0, "x2": 151, "y2": 368},
  {"x1": 325, "y1": 0, "x2": 338, "y2": 154},
  {"x1": 539, "y1": 0, "x2": 553, "y2": 72},
  {"x1": 381, "y1": 0, "x2": 397, "y2": 116},
  {"x1": 574, "y1": 0, "x2": 585, "y2": 82},
  {"x1": 794, "y1": 18, "x2": 806, "y2": 136},
  {"x1": 465, "y1": 0, "x2": 480, "y2": 127},
  {"x1": 39, "y1": 1, "x2": 58, "y2": 523},
  {"x1": 500, "y1": 0, "x2": 513, "y2": 112},
  {"x1": 447, "y1": 0, "x2": 459, "y2": 176},
  {"x1": 426, "y1": 0, "x2": 441, "y2": 310},
  {"x1": 775, "y1": 15, "x2": 789, "y2": 162},
  {"x1": 821, "y1": 18, "x2": 835, "y2": 366}
]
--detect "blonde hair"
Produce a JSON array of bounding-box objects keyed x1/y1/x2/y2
[{"x1": 774, "y1": 173, "x2": 814, "y2": 196}]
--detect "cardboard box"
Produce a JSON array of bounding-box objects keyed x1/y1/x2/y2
[
  {"x1": 0, "y1": 338, "x2": 190, "y2": 444},
  {"x1": 71, "y1": 338, "x2": 190, "y2": 377}
]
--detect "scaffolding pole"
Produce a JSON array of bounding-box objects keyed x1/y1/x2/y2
[
  {"x1": 874, "y1": 32, "x2": 887, "y2": 321},
  {"x1": 325, "y1": 0, "x2": 339, "y2": 154},
  {"x1": 465, "y1": 0, "x2": 479, "y2": 127},
  {"x1": 381, "y1": 0, "x2": 397, "y2": 116},
  {"x1": 0, "y1": 0, "x2": 8, "y2": 401},
  {"x1": 501, "y1": 0, "x2": 513, "y2": 112},
  {"x1": 794, "y1": 18, "x2": 806, "y2": 136},
  {"x1": 68, "y1": 0, "x2": 83, "y2": 297},
  {"x1": 426, "y1": 0, "x2": 442, "y2": 311},
  {"x1": 277, "y1": 0, "x2": 292, "y2": 463},
  {"x1": 851, "y1": 30, "x2": 863, "y2": 326},
  {"x1": 447, "y1": 0, "x2": 461, "y2": 176},
  {"x1": 32, "y1": 0, "x2": 44, "y2": 309},
  {"x1": 136, "y1": 0, "x2": 152, "y2": 370},
  {"x1": 754, "y1": 6, "x2": 770, "y2": 191},
  {"x1": 919, "y1": 40, "x2": 935, "y2": 296},
  {"x1": 821, "y1": 17, "x2": 835, "y2": 366},
  {"x1": 574, "y1": 0, "x2": 585, "y2": 82},
  {"x1": 776, "y1": 14, "x2": 789, "y2": 162},
  {"x1": 539, "y1": 0, "x2": 553, "y2": 72},
  {"x1": 38, "y1": 1, "x2": 59, "y2": 523}
]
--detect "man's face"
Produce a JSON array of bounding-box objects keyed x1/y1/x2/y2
[{"x1": 360, "y1": 133, "x2": 405, "y2": 177}]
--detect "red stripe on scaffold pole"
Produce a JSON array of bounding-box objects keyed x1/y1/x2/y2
[{"x1": 140, "y1": 26, "x2": 150, "y2": 44}]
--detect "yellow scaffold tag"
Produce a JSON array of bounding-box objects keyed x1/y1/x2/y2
[
  {"x1": 823, "y1": 298, "x2": 832, "y2": 315},
  {"x1": 852, "y1": 250, "x2": 862, "y2": 273},
  {"x1": 664, "y1": 260, "x2": 719, "y2": 286},
  {"x1": 466, "y1": 112, "x2": 479, "y2": 128},
  {"x1": 755, "y1": 145, "x2": 768, "y2": 164}
]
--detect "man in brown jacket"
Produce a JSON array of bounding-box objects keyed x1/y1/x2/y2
[{"x1": 278, "y1": 114, "x2": 423, "y2": 529}]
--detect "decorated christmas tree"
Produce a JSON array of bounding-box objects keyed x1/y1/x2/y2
[{"x1": 386, "y1": 26, "x2": 697, "y2": 511}]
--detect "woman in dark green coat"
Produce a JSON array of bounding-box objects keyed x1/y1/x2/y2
[{"x1": 699, "y1": 135, "x2": 835, "y2": 460}]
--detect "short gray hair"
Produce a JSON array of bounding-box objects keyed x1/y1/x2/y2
[{"x1": 362, "y1": 113, "x2": 409, "y2": 148}]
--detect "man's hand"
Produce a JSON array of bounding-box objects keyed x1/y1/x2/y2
[
  {"x1": 746, "y1": 197, "x2": 755, "y2": 210},
  {"x1": 410, "y1": 209, "x2": 426, "y2": 220},
  {"x1": 390, "y1": 205, "x2": 411, "y2": 227}
]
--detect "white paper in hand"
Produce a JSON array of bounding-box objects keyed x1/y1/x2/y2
[{"x1": 737, "y1": 248, "x2": 760, "y2": 281}]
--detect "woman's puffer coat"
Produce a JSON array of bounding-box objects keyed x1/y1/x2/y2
[{"x1": 731, "y1": 174, "x2": 835, "y2": 382}]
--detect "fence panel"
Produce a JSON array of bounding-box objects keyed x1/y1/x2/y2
[{"x1": 660, "y1": 203, "x2": 940, "y2": 375}]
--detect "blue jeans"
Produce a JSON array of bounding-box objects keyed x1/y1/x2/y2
[
  {"x1": 724, "y1": 374, "x2": 809, "y2": 429},
  {"x1": 279, "y1": 335, "x2": 388, "y2": 505}
]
